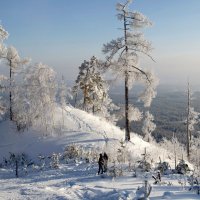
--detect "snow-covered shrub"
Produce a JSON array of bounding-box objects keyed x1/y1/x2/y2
[
  {"x1": 61, "y1": 144, "x2": 98, "y2": 164},
  {"x1": 177, "y1": 175, "x2": 187, "y2": 189},
  {"x1": 62, "y1": 144, "x2": 79, "y2": 161},
  {"x1": 190, "y1": 137, "x2": 200, "y2": 170},
  {"x1": 82, "y1": 148, "x2": 99, "y2": 163},
  {"x1": 108, "y1": 160, "x2": 123, "y2": 177},
  {"x1": 38, "y1": 154, "x2": 46, "y2": 169},
  {"x1": 152, "y1": 171, "x2": 161, "y2": 184},
  {"x1": 137, "y1": 160, "x2": 151, "y2": 172},
  {"x1": 8, "y1": 152, "x2": 32, "y2": 167},
  {"x1": 159, "y1": 137, "x2": 185, "y2": 169},
  {"x1": 156, "y1": 161, "x2": 171, "y2": 174},
  {"x1": 6, "y1": 152, "x2": 33, "y2": 177},
  {"x1": 176, "y1": 159, "x2": 190, "y2": 174},
  {"x1": 134, "y1": 180, "x2": 152, "y2": 200},
  {"x1": 188, "y1": 173, "x2": 200, "y2": 195},
  {"x1": 115, "y1": 140, "x2": 130, "y2": 175},
  {"x1": 50, "y1": 153, "x2": 60, "y2": 169},
  {"x1": 117, "y1": 140, "x2": 127, "y2": 164},
  {"x1": 142, "y1": 111, "x2": 156, "y2": 142},
  {"x1": 87, "y1": 148, "x2": 99, "y2": 163},
  {"x1": 137, "y1": 148, "x2": 152, "y2": 172}
]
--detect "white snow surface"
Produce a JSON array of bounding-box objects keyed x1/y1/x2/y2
[
  {"x1": 0, "y1": 105, "x2": 198, "y2": 199},
  {"x1": 0, "y1": 105, "x2": 173, "y2": 164}
]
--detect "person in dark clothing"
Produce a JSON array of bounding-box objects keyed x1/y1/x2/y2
[
  {"x1": 98, "y1": 154, "x2": 104, "y2": 175},
  {"x1": 103, "y1": 152, "x2": 108, "y2": 172}
]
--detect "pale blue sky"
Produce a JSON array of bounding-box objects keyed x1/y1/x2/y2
[{"x1": 1, "y1": 0, "x2": 200, "y2": 85}]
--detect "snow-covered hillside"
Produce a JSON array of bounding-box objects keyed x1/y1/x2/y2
[
  {"x1": 0, "y1": 106, "x2": 199, "y2": 200},
  {"x1": 1, "y1": 105, "x2": 172, "y2": 165}
]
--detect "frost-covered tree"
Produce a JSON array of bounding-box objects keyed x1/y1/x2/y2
[
  {"x1": 0, "y1": 75, "x2": 7, "y2": 118},
  {"x1": 94, "y1": 82, "x2": 119, "y2": 123},
  {"x1": 58, "y1": 76, "x2": 72, "y2": 127},
  {"x1": 102, "y1": 0, "x2": 157, "y2": 141},
  {"x1": 190, "y1": 136, "x2": 200, "y2": 170},
  {"x1": 142, "y1": 111, "x2": 156, "y2": 142},
  {"x1": 73, "y1": 56, "x2": 102, "y2": 111},
  {"x1": 4, "y1": 46, "x2": 29, "y2": 121},
  {"x1": 186, "y1": 82, "x2": 199, "y2": 158},
  {"x1": 73, "y1": 56, "x2": 112, "y2": 113},
  {"x1": 0, "y1": 25, "x2": 8, "y2": 117},
  {"x1": 120, "y1": 104, "x2": 143, "y2": 126},
  {"x1": 1, "y1": 25, "x2": 30, "y2": 121},
  {"x1": 0, "y1": 25, "x2": 59, "y2": 134},
  {"x1": 0, "y1": 25, "x2": 8, "y2": 57},
  {"x1": 20, "y1": 63, "x2": 57, "y2": 133},
  {"x1": 58, "y1": 76, "x2": 72, "y2": 107},
  {"x1": 73, "y1": 57, "x2": 94, "y2": 110},
  {"x1": 74, "y1": 56, "x2": 119, "y2": 121},
  {"x1": 161, "y1": 136, "x2": 185, "y2": 169}
]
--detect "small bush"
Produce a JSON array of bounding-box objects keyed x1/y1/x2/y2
[
  {"x1": 62, "y1": 144, "x2": 79, "y2": 161},
  {"x1": 50, "y1": 153, "x2": 60, "y2": 169},
  {"x1": 108, "y1": 160, "x2": 123, "y2": 177},
  {"x1": 157, "y1": 161, "x2": 170, "y2": 174},
  {"x1": 137, "y1": 160, "x2": 151, "y2": 172},
  {"x1": 176, "y1": 159, "x2": 190, "y2": 174}
]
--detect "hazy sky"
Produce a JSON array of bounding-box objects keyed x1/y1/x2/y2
[{"x1": 1, "y1": 0, "x2": 200, "y2": 85}]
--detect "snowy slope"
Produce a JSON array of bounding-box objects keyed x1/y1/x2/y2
[
  {"x1": 0, "y1": 105, "x2": 173, "y2": 165},
  {"x1": 0, "y1": 105, "x2": 199, "y2": 200}
]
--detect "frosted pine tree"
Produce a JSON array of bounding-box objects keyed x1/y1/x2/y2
[
  {"x1": 74, "y1": 56, "x2": 119, "y2": 120},
  {"x1": 94, "y1": 82, "x2": 119, "y2": 123},
  {"x1": 102, "y1": 0, "x2": 157, "y2": 141},
  {"x1": 74, "y1": 56, "x2": 107, "y2": 113},
  {"x1": 142, "y1": 111, "x2": 156, "y2": 142},
  {"x1": 73, "y1": 57, "x2": 95, "y2": 111}
]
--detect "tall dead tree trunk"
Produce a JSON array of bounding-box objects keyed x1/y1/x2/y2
[
  {"x1": 124, "y1": 11, "x2": 130, "y2": 141},
  {"x1": 92, "y1": 93, "x2": 95, "y2": 114},
  {"x1": 9, "y1": 60, "x2": 13, "y2": 121},
  {"x1": 173, "y1": 132, "x2": 177, "y2": 169},
  {"x1": 15, "y1": 160, "x2": 18, "y2": 178},
  {"x1": 186, "y1": 81, "x2": 190, "y2": 159}
]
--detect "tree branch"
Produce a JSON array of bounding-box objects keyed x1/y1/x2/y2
[
  {"x1": 129, "y1": 48, "x2": 156, "y2": 62},
  {"x1": 130, "y1": 65, "x2": 151, "y2": 84}
]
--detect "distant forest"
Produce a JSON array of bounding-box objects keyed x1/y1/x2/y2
[{"x1": 111, "y1": 85, "x2": 200, "y2": 144}]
